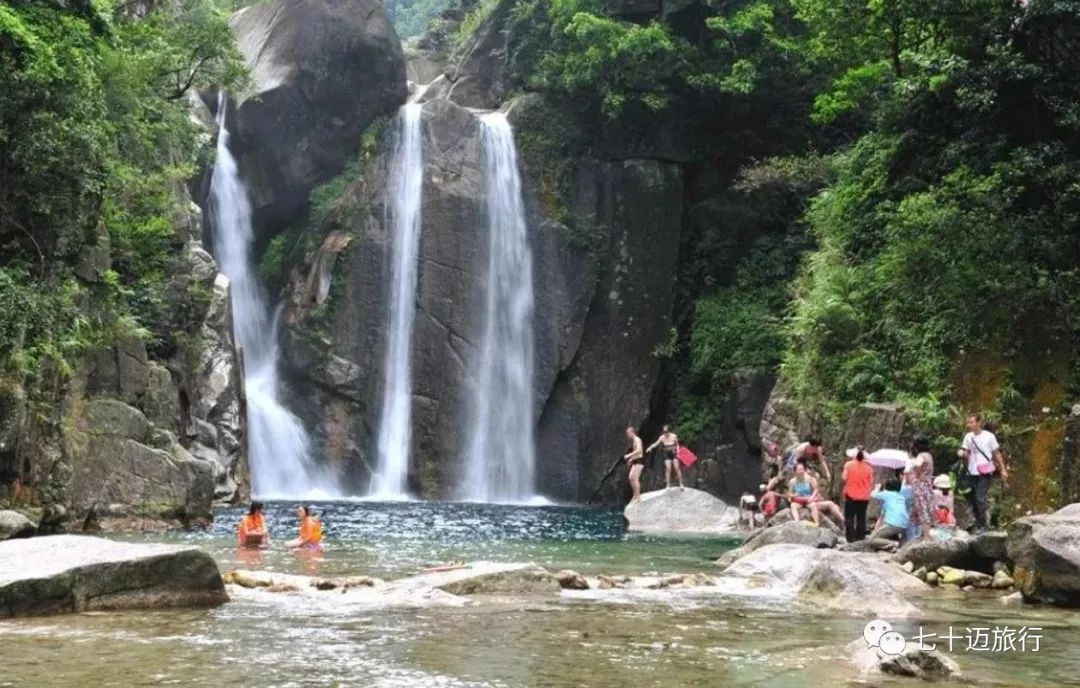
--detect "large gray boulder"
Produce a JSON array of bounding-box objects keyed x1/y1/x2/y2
[
  {"x1": 0, "y1": 511, "x2": 35, "y2": 541},
  {"x1": 720, "y1": 544, "x2": 927, "y2": 617},
  {"x1": 1008, "y1": 504, "x2": 1080, "y2": 606},
  {"x1": 624, "y1": 488, "x2": 741, "y2": 534},
  {"x1": 66, "y1": 399, "x2": 215, "y2": 520},
  {"x1": 0, "y1": 535, "x2": 227, "y2": 618},
  {"x1": 716, "y1": 520, "x2": 837, "y2": 566},
  {"x1": 227, "y1": 0, "x2": 407, "y2": 237},
  {"x1": 896, "y1": 533, "x2": 978, "y2": 572}
]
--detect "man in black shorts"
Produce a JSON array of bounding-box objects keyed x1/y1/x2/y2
[{"x1": 624, "y1": 426, "x2": 645, "y2": 503}]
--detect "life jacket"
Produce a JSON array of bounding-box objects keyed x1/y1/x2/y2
[
  {"x1": 300, "y1": 516, "x2": 323, "y2": 545},
  {"x1": 238, "y1": 513, "x2": 265, "y2": 546}
]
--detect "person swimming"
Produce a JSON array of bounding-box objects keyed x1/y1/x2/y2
[
  {"x1": 288, "y1": 505, "x2": 323, "y2": 549},
  {"x1": 238, "y1": 501, "x2": 269, "y2": 549}
]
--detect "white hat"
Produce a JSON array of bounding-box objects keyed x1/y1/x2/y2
[
  {"x1": 845, "y1": 447, "x2": 859, "y2": 458},
  {"x1": 933, "y1": 474, "x2": 951, "y2": 490}
]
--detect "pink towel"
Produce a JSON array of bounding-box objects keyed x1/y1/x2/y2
[{"x1": 677, "y1": 446, "x2": 698, "y2": 468}]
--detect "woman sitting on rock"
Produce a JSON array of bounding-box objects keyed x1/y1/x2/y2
[
  {"x1": 788, "y1": 463, "x2": 844, "y2": 528},
  {"x1": 238, "y1": 501, "x2": 269, "y2": 549}
]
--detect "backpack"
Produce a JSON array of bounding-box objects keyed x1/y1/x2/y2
[{"x1": 948, "y1": 459, "x2": 972, "y2": 497}]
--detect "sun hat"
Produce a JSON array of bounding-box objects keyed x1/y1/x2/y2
[
  {"x1": 933, "y1": 474, "x2": 952, "y2": 490},
  {"x1": 845, "y1": 446, "x2": 864, "y2": 459}
]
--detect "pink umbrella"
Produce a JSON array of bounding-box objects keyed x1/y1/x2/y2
[
  {"x1": 677, "y1": 446, "x2": 698, "y2": 468},
  {"x1": 867, "y1": 448, "x2": 908, "y2": 470}
]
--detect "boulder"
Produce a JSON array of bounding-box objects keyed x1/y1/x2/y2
[
  {"x1": 0, "y1": 510, "x2": 35, "y2": 541},
  {"x1": 227, "y1": 0, "x2": 407, "y2": 238},
  {"x1": 896, "y1": 533, "x2": 977, "y2": 572},
  {"x1": 0, "y1": 535, "x2": 227, "y2": 618},
  {"x1": 1000, "y1": 591, "x2": 1023, "y2": 605},
  {"x1": 992, "y1": 570, "x2": 1015, "y2": 589},
  {"x1": 554, "y1": 570, "x2": 589, "y2": 590},
  {"x1": 971, "y1": 531, "x2": 1009, "y2": 562},
  {"x1": 848, "y1": 639, "x2": 962, "y2": 681},
  {"x1": 716, "y1": 520, "x2": 837, "y2": 566},
  {"x1": 391, "y1": 562, "x2": 561, "y2": 596},
  {"x1": 67, "y1": 399, "x2": 215, "y2": 520},
  {"x1": 624, "y1": 488, "x2": 740, "y2": 534},
  {"x1": 937, "y1": 566, "x2": 966, "y2": 586},
  {"x1": 719, "y1": 544, "x2": 926, "y2": 617},
  {"x1": 1007, "y1": 504, "x2": 1080, "y2": 605},
  {"x1": 224, "y1": 569, "x2": 385, "y2": 591}
]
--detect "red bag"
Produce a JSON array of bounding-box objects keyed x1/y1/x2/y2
[{"x1": 677, "y1": 446, "x2": 698, "y2": 468}]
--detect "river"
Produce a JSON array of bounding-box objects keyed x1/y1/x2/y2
[{"x1": 2, "y1": 502, "x2": 1079, "y2": 686}]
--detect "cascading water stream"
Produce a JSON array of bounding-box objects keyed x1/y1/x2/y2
[
  {"x1": 369, "y1": 104, "x2": 424, "y2": 500},
  {"x1": 461, "y1": 112, "x2": 538, "y2": 504},
  {"x1": 208, "y1": 94, "x2": 336, "y2": 498}
]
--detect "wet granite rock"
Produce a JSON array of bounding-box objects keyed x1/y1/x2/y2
[{"x1": 0, "y1": 535, "x2": 227, "y2": 618}]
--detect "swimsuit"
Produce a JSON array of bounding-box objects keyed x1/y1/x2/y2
[
  {"x1": 791, "y1": 479, "x2": 813, "y2": 505},
  {"x1": 662, "y1": 444, "x2": 678, "y2": 461}
]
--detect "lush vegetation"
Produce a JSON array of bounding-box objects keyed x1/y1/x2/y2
[
  {"x1": 0, "y1": 0, "x2": 244, "y2": 386},
  {"x1": 470, "y1": 0, "x2": 1080, "y2": 493}
]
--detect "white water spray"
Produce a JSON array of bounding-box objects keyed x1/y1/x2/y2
[
  {"x1": 208, "y1": 94, "x2": 336, "y2": 499},
  {"x1": 370, "y1": 104, "x2": 424, "y2": 499},
  {"x1": 461, "y1": 112, "x2": 537, "y2": 503}
]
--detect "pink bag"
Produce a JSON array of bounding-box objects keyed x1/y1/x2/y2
[{"x1": 971, "y1": 440, "x2": 996, "y2": 475}]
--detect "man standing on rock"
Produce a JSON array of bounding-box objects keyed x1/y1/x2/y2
[
  {"x1": 958, "y1": 412, "x2": 1008, "y2": 533},
  {"x1": 624, "y1": 426, "x2": 645, "y2": 503}
]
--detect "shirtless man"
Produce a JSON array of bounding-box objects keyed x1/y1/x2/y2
[
  {"x1": 785, "y1": 438, "x2": 832, "y2": 486},
  {"x1": 647, "y1": 425, "x2": 684, "y2": 490},
  {"x1": 624, "y1": 426, "x2": 645, "y2": 503}
]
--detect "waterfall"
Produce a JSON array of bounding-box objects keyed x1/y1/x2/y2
[
  {"x1": 461, "y1": 112, "x2": 537, "y2": 503},
  {"x1": 369, "y1": 104, "x2": 424, "y2": 500},
  {"x1": 208, "y1": 94, "x2": 335, "y2": 499}
]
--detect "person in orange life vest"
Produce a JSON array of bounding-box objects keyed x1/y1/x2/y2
[
  {"x1": 288, "y1": 505, "x2": 323, "y2": 549},
  {"x1": 238, "y1": 501, "x2": 269, "y2": 548}
]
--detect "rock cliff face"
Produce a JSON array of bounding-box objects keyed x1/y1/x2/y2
[
  {"x1": 279, "y1": 88, "x2": 684, "y2": 500},
  {"x1": 4, "y1": 197, "x2": 245, "y2": 526},
  {"x1": 68, "y1": 202, "x2": 245, "y2": 520},
  {"x1": 225, "y1": 0, "x2": 408, "y2": 240}
]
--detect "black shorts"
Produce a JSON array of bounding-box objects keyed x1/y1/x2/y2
[{"x1": 663, "y1": 446, "x2": 678, "y2": 462}]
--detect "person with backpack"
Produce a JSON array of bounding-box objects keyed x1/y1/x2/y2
[{"x1": 958, "y1": 412, "x2": 1009, "y2": 533}]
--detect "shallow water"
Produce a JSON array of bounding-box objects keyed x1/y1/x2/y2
[{"x1": 2, "y1": 502, "x2": 1079, "y2": 687}]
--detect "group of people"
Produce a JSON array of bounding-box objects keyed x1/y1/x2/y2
[
  {"x1": 237, "y1": 502, "x2": 324, "y2": 550},
  {"x1": 623, "y1": 425, "x2": 687, "y2": 502},
  {"x1": 742, "y1": 412, "x2": 1009, "y2": 549}
]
